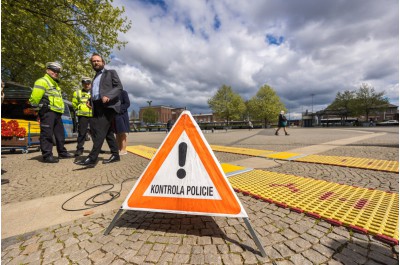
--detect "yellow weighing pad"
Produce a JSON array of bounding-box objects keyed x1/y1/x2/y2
[
  {"x1": 229, "y1": 170, "x2": 398, "y2": 243},
  {"x1": 127, "y1": 145, "x2": 399, "y2": 244},
  {"x1": 210, "y1": 145, "x2": 399, "y2": 173},
  {"x1": 296, "y1": 154, "x2": 399, "y2": 173}
]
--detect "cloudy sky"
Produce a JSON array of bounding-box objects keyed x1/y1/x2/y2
[{"x1": 109, "y1": 0, "x2": 399, "y2": 119}]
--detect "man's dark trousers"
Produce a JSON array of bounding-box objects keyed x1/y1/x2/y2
[
  {"x1": 88, "y1": 100, "x2": 119, "y2": 161},
  {"x1": 76, "y1": 116, "x2": 90, "y2": 152},
  {"x1": 39, "y1": 110, "x2": 68, "y2": 158}
]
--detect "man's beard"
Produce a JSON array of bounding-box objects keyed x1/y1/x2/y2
[{"x1": 94, "y1": 65, "x2": 104, "y2": 72}]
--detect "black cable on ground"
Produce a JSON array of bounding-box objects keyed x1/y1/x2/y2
[{"x1": 61, "y1": 178, "x2": 134, "y2": 211}]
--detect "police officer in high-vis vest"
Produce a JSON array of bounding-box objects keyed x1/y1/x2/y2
[
  {"x1": 72, "y1": 76, "x2": 92, "y2": 157},
  {"x1": 29, "y1": 62, "x2": 73, "y2": 163}
]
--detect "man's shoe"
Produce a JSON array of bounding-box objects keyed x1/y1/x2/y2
[
  {"x1": 74, "y1": 150, "x2": 83, "y2": 157},
  {"x1": 43, "y1": 156, "x2": 59, "y2": 163},
  {"x1": 74, "y1": 157, "x2": 96, "y2": 166},
  {"x1": 59, "y1": 152, "x2": 74, "y2": 159},
  {"x1": 103, "y1": 154, "x2": 120, "y2": 164}
]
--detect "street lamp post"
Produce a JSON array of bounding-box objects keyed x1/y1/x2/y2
[{"x1": 311, "y1": 94, "x2": 314, "y2": 114}]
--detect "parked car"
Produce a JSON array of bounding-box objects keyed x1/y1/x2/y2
[{"x1": 376, "y1": 120, "x2": 399, "y2": 126}]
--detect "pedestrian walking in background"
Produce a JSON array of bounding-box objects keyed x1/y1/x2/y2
[
  {"x1": 275, "y1": 110, "x2": 289, "y2": 136},
  {"x1": 29, "y1": 62, "x2": 73, "y2": 163},
  {"x1": 166, "y1": 119, "x2": 172, "y2": 133},
  {"x1": 75, "y1": 53, "x2": 122, "y2": 167},
  {"x1": 248, "y1": 120, "x2": 253, "y2": 131},
  {"x1": 72, "y1": 76, "x2": 92, "y2": 157},
  {"x1": 114, "y1": 90, "x2": 130, "y2": 155}
]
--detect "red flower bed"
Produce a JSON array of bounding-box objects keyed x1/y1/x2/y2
[{"x1": 1, "y1": 119, "x2": 27, "y2": 138}]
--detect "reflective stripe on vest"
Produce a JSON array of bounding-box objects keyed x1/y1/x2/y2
[
  {"x1": 75, "y1": 89, "x2": 92, "y2": 117},
  {"x1": 40, "y1": 77, "x2": 64, "y2": 113}
]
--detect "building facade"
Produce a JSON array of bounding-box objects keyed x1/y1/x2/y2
[{"x1": 139, "y1": 105, "x2": 186, "y2": 123}]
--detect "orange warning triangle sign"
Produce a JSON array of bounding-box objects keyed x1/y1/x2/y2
[{"x1": 122, "y1": 111, "x2": 247, "y2": 217}]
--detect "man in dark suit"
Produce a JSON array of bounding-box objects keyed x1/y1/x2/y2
[{"x1": 75, "y1": 53, "x2": 122, "y2": 166}]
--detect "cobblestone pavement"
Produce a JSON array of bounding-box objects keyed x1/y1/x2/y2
[{"x1": 1, "y1": 126, "x2": 398, "y2": 264}]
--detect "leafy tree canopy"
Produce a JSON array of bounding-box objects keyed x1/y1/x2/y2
[
  {"x1": 2, "y1": 0, "x2": 131, "y2": 97},
  {"x1": 247, "y1": 84, "x2": 285, "y2": 126},
  {"x1": 355, "y1": 83, "x2": 389, "y2": 120},
  {"x1": 142, "y1": 108, "x2": 158, "y2": 124},
  {"x1": 207, "y1": 85, "x2": 246, "y2": 122},
  {"x1": 327, "y1": 83, "x2": 389, "y2": 121}
]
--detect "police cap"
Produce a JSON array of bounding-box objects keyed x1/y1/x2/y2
[
  {"x1": 46, "y1": 62, "x2": 62, "y2": 73},
  {"x1": 81, "y1": 76, "x2": 92, "y2": 84}
]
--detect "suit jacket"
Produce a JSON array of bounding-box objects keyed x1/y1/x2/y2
[{"x1": 93, "y1": 69, "x2": 123, "y2": 113}]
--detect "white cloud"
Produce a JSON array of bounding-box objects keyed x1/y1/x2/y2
[{"x1": 110, "y1": 0, "x2": 399, "y2": 117}]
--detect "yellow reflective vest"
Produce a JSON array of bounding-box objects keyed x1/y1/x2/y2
[
  {"x1": 72, "y1": 89, "x2": 92, "y2": 117},
  {"x1": 29, "y1": 74, "x2": 64, "y2": 114}
]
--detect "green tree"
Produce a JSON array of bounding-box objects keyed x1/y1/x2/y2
[
  {"x1": 247, "y1": 84, "x2": 285, "y2": 127},
  {"x1": 327, "y1": 90, "x2": 356, "y2": 123},
  {"x1": 207, "y1": 85, "x2": 246, "y2": 123},
  {"x1": 354, "y1": 83, "x2": 389, "y2": 121},
  {"x1": 1, "y1": 0, "x2": 131, "y2": 97},
  {"x1": 142, "y1": 108, "x2": 158, "y2": 124}
]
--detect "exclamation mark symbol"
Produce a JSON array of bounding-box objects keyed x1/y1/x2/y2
[{"x1": 177, "y1": 142, "x2": 187, "y2": 179}]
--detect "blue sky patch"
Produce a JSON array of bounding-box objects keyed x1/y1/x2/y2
[
  {"x1": 266, "y1": 34, "x2": 284, "y2": 46},
  {"x1": 213, "y1": 15, "x2": 221, "y2": 30},
  {"x1": 139, "y1": 0, "x2": 168, "y2": 12}
]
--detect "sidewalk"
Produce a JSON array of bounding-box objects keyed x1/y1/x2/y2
[{"x1": 1, "y1": 126, "x2": 398, "y2": 264}]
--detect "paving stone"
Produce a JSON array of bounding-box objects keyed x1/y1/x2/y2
[
  {"x1": 82, "y1": 241, "x2": 102, "y2": 254},
  {"x1": 300, "y1": 233, "x2": 319, "y2": 244},
  {"x1": 42, "y1": 250, "x2": 62, "y2": 264},
  {"x1": 93, "y1": 252, "x2": 116, "y2": 265},
  {"x1": 273, "y1": 243, "x2": 295, "y2": 257},
  {"x1": 62, "y1": 243, "x2": 80, "y2": 256},
  {"x1": 327, "y1": 259, "x2": 344, "y2": 265},
  {"x1": 21, "y1": 242, "x2": 40, "y2": 255},
  {"x1": 312, "y1": 243, "x2": 335, "y2": 257},
  {"x1": 289, "y1": 254, "x2": 313, "y2": 265},
  {"x1": 204, "y1": 253, "x2": 223, "y2": 265},
  {"x1": 320, "y1": 236, "x2": 343, "y2": 251},
  {"x1": 145, "y1": 250, "x2": 162, "y2": 263},
  {"x1": 63, "y1": 237, "x2": 79, "y2": 248},
  {"x1": 190, "y1": 254, "x2": 205, "y2": 264},
  {"x1": 137, "y1": 243, "x2": 153, "y2": 256},
  {"x1": 177, "y1": 244, "x2": 192, "y2": 254},
  {"x1": 157, "y1": 252, "x2": 174, "y2": 264},
  {"x1": 302, "y1": 248, "x2": 329, "y2": 264},
  {"x1": 165, "y1": 244, "x2": 179, "y2": 253},
  {"x1": 110, "y1": 259, "x2": 127, "y2": 265},
  {"x1": 168, "y1": 236, "x2": 182, "y2": 244},
  {"x1": 368, "y1": 250, "x2": 398, "y2": 265},
  {"x1": 23, "y1": 251, "x2": 41, "y2": 264},
  {"x1": 241, "y1": 251, "x2": 258, "y2": 264},
  {"x1": 68, "y1": 249, "x2": 89, "y2": 262},
  {"x1": 221, "y1": 253, "x2": 243, "y2": 264},
  {"x1": 53, "y1": 257, "x2": 71, "y2": 265},
  {"x1": 88, "y1": 249, "x2": 105, "y2": 262},
  {"x1": 192, "y1": 245, "x2": 203, "y2": 254},
  {"x1": 345, "y1": 242, "x2": 368, "y2": 256},
  {"x1": 101, "y1": 242, "x2": 125, "y2": 256},
  {"x1": 172, "y1": 253, "x2": 190, "y2": 264}
]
